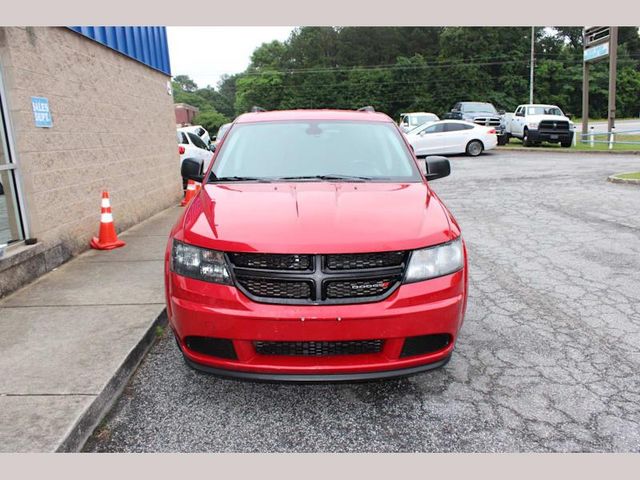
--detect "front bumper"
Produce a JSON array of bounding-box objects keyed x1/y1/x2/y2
[
  {"x1": 528, "y1": 129, "x2": 573, "y2": 143},
  {"x1": 166, "y1": 268, "x2": 467, "y2": 380}
]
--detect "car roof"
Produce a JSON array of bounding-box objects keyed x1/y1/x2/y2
[
  {"x1": 235, "y1": 109, "x2": 393, "y2": 124},
  {"x1": 177, "y1": 126, "x2": 202, "y2": 132},
  {"x1": 403, "y1": 112, "x2": 437, "y2": 116},
  {"x1": 521, "y1": 104, "x2": 560, "y2": 108}
]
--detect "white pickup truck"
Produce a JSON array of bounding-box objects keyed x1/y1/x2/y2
[{"x1": 502, "y1": 104, "x2": 574, "y2": 147}]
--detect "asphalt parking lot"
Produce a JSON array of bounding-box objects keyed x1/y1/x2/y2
[{"x1": 84, "y1": 150, "x2": 640, "y2": 453}]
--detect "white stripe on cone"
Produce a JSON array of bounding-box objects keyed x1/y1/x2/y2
[
  {"x1": 101, "y1": 198, "x2": 111, "y2": 208},
  {"x1": 101, "y1": 213, "x2": 114, "y2": 223}
]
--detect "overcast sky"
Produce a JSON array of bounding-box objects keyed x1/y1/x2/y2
[{"x1": 167, "y1": 27, "x2": 295, "y2": 88}]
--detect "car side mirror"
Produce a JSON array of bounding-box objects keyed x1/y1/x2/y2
[
  {"x1": 181, "y1": 158, "x2": 204, "y2": 182},
  {"x1": 424, "y1": 156, "x2": 450, "y2": 181}
]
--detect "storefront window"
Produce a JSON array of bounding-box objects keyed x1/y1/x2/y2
[{"x1": 0, "y1": 70, "x2": 26, "y2": 248}]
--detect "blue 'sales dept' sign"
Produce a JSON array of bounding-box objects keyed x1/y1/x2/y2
[{"x1": 31, "y1": 96, "x2": 52, "y2": 128}]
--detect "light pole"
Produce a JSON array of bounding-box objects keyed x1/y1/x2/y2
[{"x1": 529, "y1": 26, "x2": 535, "y2": 104}]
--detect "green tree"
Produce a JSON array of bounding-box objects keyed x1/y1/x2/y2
[
  {"x1": 173, "y1": 74, "x2": 198, "y2": 92},
  {"x1": 193, "y1": 110, "x2": 229, "y2": 134}
]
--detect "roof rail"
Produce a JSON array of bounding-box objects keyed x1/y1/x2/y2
[
  {"x1": 357, "y1": 106, "x2": 375, "y2": 112},
  {"x1": 251, "y1": 106, "x2": 266, "y2": 113}
]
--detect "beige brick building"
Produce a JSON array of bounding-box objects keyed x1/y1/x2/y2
[{"x1": 0, "y1": 27, "x2": 182, "y2": 297}]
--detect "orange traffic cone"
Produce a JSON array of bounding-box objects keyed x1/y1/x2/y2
[
  {"x1": 90, "y1": 191, "x2": 126, "y2": 250},
  {"x1": 180, "y1": 179, "x2": 197, "y2": 206}
]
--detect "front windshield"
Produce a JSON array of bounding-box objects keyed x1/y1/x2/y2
[
  {"x1": 211, "y1": 120, "x2": 420, "y2": 182},
  {"x1": 526, "y1": 106, "x2": 563, "y2": 116},
  {"x1": 462, "y1": 103, "x2": 497, "y2": 113},
  {"x1": 410, "y1": 114, "x2": 438, "y2": 126},
  {"x1": 216, "y1": 123, "x2": 231, "y2": 142}
]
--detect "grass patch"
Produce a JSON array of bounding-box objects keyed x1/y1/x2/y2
[
  {"x1": 155, "y1": 325, "x2": 166, "y2": 338},
  {"x1": 499, "y1": 134, "x2": 640, "y2": 152},
  {"x1": 615, "y1": 172, "x2": 640, "y2": 180}
]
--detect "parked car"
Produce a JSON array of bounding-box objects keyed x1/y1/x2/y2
[
  {"x1": 177, "y1": 127, "x2": 213, "y2": 187},
  {"x1": 169, "y1": 108, "x2": 469, "y2": 381},
  {"x1": 180, "y1": 125, "x2": 211, "y2": 147},
  {"x1": 443, "y1": 102, "x2": 508, "y2": 145},
  {"x1": 212, "y1": 122, "x2": 232, "y2": 148},
  {"x1": 399, "y1": 112, "x2": 440, "y2": 132},
  {"x1": 405, "y1": 120, "x2": 498, "y2": 157},
  {"x1": 502, "y1": 104, "x2": 574, "y2": 147}
]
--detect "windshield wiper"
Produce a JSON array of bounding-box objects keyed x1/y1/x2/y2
[
  {"x1": 275, "y1": 174, "x2": 375, "y2": 182},
  {"x1": 212, "y1": 176, "x2": 272, "y2": 182}
]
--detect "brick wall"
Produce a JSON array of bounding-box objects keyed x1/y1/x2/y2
[{"x1": 0, "y1": 26, "x2": 182, "y2": 258}]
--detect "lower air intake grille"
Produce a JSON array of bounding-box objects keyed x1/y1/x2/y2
[
  {"x1": 185, "y1": 336, "x2": 237, "y2": 359},
  {"x1": 254, "y1": 340, "x2": 383, "y2": 356}
]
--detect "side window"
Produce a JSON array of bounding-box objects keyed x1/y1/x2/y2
[
  {"x1": 177, "y1": 132, "x2": 188, "y2": 144},
  {"x1": 196, "y1": 127, "x2": 205, "y2": 137},
  {"x1": 444, "y1": 123, "x2": 465, "y2": 132},
  {"x1": 423, "y1": 123, "x2": 445, "y2": 134},
  {"x1": 188, "y1": 132, "x2": 208, "y2": 150}
]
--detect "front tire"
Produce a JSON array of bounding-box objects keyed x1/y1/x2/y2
[
  {"x1": 523, "y1": 128, "x2": 532, "y2": 147},
  {"x1": 466, "y1": 140, "x2": 484, "y2": 157},
  {"x1": 561, "y1": 140, "x2": 572, "y2": 148}
]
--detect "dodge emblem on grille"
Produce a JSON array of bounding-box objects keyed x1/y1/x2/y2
[{"x1": 351, "y1": 281, "x2": 390, "y2": 290}]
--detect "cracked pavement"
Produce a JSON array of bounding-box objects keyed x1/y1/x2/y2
[{"x1": 84, "y1": 150, "x2": 640, "y2": 452}]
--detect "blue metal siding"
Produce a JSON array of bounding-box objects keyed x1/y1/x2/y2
[{"x1": 68, "y1": 26, "x2": 171, "y2": 76}]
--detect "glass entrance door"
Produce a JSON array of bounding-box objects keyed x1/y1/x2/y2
[{"x1": 0, "y1": 67, "x2": 26, "y2": 248}]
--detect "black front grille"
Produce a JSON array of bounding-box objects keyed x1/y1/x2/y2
[
  {"x1": 326, "y1": 277, "x2": 397, "y2": 299},
  {"x1": 326, "y1": 251, "x2": 406, "y2": 270},
  {"x1": 254, "y1": 340, "x2": 383, "y2": 356},
  {"x1": 237, "y1": 277, "x2": 312, "y2": 299},
  {"x1": 473, "y1": 117, "x2": 501, "y2": 127},
  {"x1": 227, "y1": 251, "x2": 407, "y2": 305},
  {"x1": 228, "y1": 253, "x2": 312, "y2": 270},
  {"x1": 539, "y1": 120, "x2": 570, "y2": 131}
]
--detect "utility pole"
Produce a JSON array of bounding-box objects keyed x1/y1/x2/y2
[
  {"x1": 582, "y1": 58, "x2": 589, "y2": 138},
  {"x1": 529, "y1": 26, "x2": 535, "y2": 104},
  {"x1": 607, "y1": 26, "x2": 618, "y2": 133}
]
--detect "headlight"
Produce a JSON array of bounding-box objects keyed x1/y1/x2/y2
[
  {"x1": 404, "y1": 237, "x2": 464, "y2": 283},
  {"x1": 527, "y1": 122, "x2": 539, "y2": 129},
  {"x1": 170, "y1": 240, "x2": 232, "y2": 285}
]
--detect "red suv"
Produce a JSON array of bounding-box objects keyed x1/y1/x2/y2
[{"x1": 166, "y1": 108, "x2": 468, "y2": 381}]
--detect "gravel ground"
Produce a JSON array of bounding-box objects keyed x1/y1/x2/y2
[{"x1": 85, "y1": 150, "x2": 640, "y2": 452}]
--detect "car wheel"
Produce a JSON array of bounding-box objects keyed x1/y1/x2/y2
[
  {"x1": 466, "y1": 140, "x2": 484, "y2": 157},
  {"x1": 497, "y1": 134, "x2": 509, "y2": 146},
  {"x1": 523, "y1": 128, "x2": 532, "y2": 147},
  {"x1": 561, "y1": 141, "x2": 572, "y2": 148}
]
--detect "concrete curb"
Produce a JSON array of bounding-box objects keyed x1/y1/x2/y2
[
  {"x1": 607, "y1": 174, "x2": 640, "y2": 185},
  {"x1": 497, "y1": 146, "x2": 640, "y2": 155},
  {"x1": 55, "y1": 308, "x2": 168, "y2": 452}
]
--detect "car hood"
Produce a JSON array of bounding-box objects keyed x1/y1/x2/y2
[
  {"x1": 464, "y1": 112, "x2": 501, "y2": 119},
  {"x1": 178, "y1": 182, "x2": 455, "y2": 254},
  {"x1": 526, "y1": 114, "x2": 571, "y2": 123}
]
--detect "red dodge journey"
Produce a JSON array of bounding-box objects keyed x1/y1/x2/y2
[{"x1": 165, "y1": 107, "x2": 468, "y2": 381}]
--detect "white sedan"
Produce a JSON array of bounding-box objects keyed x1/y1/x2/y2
[
  {"x1": 405, "y1": 120, "x2": 498, "y2": 157},
  {"x1": 177, "y1": 127, "x2": 213, "y2": 187}
]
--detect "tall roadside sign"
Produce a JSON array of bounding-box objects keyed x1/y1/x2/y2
[{"x1": 581, "y1": 27, "x2": 618, "y2": 140}]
